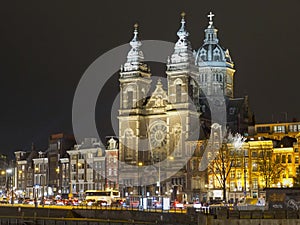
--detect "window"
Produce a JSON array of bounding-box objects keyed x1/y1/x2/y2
[
  {"x1": 289, "y1": 124, "x2": 300, "y2": 132},
  {"x1": 236, "y1": 159, "x2": 242, "y2": 167},
  {"x1": 252, "y1": 163, "x2": 257, "y2": 171},
  {"x1": 213, "y1": 48, "x2": 221, "y2": 61},
  {"x1": 127, "y1": 91, "x2": 133, "y2": 109},
  {"x1": 237, "y1": 171, "x2": 242, "y2": 179},
  {"x1": 176, "y1": 84, "x2": 182, "y2": 103},
  {"x1": 288, "y1": 155, "x2": 292, "y2": 163},
  {"x1": 296, "y1": 156, "x2": 299, "y2": 164},
  {"x1": 230, "y1": 171, "x2": 235, "y2": 179},
  {"x1": 78, "y1": 153, "x2": 84, "y2": 159},
  {"x1": 252, "y1": 151, "x2": 257, "y2": 158},
  {"x1": 124, "y1": 129, "x2": 134, "y2": 160},
  {"x1": 71, "y1": 164, "x2": 77, "y2": 172},
  {"x1": 257, "y1": 126, "x2": 270, "y2": 133},
  {"x1": 230, "y1": 181, "x2": 235, "y2": 191},
  {"x1": 244, "y1": 158, "x2": 248, "y2": 167},
  {"x1": 282, "y1": 155, "x2": 286, "y2": 163},
  {"x1": 253, "y1": 178, "x2": 258, "y2": 189},
  {"x1": 275, "y1": 155, "x2": 280, "y2": 163},
  {"x1": 274, "y1": 125, "x2": 285, "y2": 133},
  {"x1": 200, "y1": 49, "x2": 207, "y2": 61}
]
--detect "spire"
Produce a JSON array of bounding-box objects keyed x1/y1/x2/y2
[
  {"x1": 177, "y1": 12, "x2": 188, "y2": 39},
  {"x1": 122, "y1": 23, "x2": 145, "y2": 72},
  {"x1": 204, "y1": 11, "x2": 219, "y2": 44},
  {"x1": 130, "y1": 23, "x2": 141, "y2": 50},
  {"x1": 167, "y1": 12, "x2": 194, "y2": 67}
]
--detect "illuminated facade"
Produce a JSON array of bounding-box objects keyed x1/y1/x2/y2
[
  {"x1": 67, "y1": 137, "x2": 119, "y2": 199},
  {"x1": 117, "y1": 12, "x2": 254, "y2": 201},
  {"x1": 118, "y1": 14, "x2": 200, "y2": 199},
  {"x1": 67, "y1": 138, "x2": 106, "y2": 199},
  {"x1": 9, "y1": 13, "x2": 299, "y2": 203},
  {"x1": 208, "y1": 137, "x2": 300, "y2": 201}
]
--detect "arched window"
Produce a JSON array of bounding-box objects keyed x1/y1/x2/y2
[
  {"x1": 200, "y1": 49, "x2": 207, "y2": 61},
  {"x1": 124, "y1": 129, "x2": 134, "y2": 160},
  {"x1": 127, "y1": 91, "x2": 133, "y2": 109},
  {"x1": 124, "y1": 86, "x2": 135, "y2": 109},
  {"x1": 213, "y1": 48, "x2": 221, "y2": 61},
  {"x1": 175, "y1": 79, "x2": 183, "y2": 103}
]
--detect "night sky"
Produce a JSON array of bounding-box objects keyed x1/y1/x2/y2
[{"x1": 0, "y1": 1, "x2": 299, "y2": 157}]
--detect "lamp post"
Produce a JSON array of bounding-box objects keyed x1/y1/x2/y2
[
  {"x1": 158, "y1": 160, "x2": 160, "y2": 197},
  {"x1": 155, "y1": 157, "x2": 161, "y2": 197},
  {"x1": 244, "y1": 149, "x2": 247, "y2": 197},
  {"x1": 138, "y1": 162, "x2": 143, "y2": 196},
  {"x1": 41, "y1": 174, "x2": 45, "y2": 207},
  {"x1": 138, "y1": 162, "x2": 143, "y2": 209},
  {"x1": 234, "y1": 188, "x2": 237, "y2": 205}
]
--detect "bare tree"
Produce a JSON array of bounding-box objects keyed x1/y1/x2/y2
[
  {"x1": 257, "y1": 149, "x2": 285, "y2": 188},
  {"x1": 206, "y1": 127, "x2": 245, "y2": 202}
]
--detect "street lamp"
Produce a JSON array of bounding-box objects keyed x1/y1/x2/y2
[
  {"x1": 234, "y1": 188, "x2": 237, "y2": 205},
  {"x1": 138, "y1": 162, "x2": 143, "y2": 196},
  {"x1": 243, "y1": 149, "x2": 247, "y2": 197},
  {"x1": 158, "y1": 161, "x2": 160, "y2": 197},
  {"x1": 138, "y1": 162, "x2": 143, "y2": 209}
]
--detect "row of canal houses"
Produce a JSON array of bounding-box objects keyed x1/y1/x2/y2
[{"x1": 4, "y1": 133, "x2": 118, "y2": 200}]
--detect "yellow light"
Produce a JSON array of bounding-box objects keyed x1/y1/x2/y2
[
  {"x1": 138, "y1": 162, "x2": 143, "y2": 166},
  {"x1": 1, "y1": 171, "x2": 5, "y2": 175}
]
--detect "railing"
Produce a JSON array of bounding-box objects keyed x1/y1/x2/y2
[
  {"x1": 73, "y1": 204, "x2": 187, "y2": 214},
  {"x1": 0, "y1": 216, "x2": 158, "y2": 225}
]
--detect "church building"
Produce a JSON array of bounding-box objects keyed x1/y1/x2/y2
[{"x1": 118, "y1": 12, "x2": 252, "y2": 201}]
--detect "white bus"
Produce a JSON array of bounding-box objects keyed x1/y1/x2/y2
[{"x1": 84, "y1": 190, "x2": 120, "y2": 205}]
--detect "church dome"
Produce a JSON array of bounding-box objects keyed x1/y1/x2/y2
[{"x1": 194, "y1": 12, "x2": 234, "y2": 68}]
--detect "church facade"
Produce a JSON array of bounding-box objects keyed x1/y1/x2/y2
[{"x1": 117, "y1": 12, "x2": 252, "y2": 201}]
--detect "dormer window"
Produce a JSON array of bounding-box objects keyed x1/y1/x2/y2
[
  {"x1": 200, "y1": 49, "x2": 207, "y2": 61},
  {"x1": 213, "y1": 48, "x2": 221, "y2": 61}
]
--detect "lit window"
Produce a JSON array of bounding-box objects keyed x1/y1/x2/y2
[
  {"x1": 230, "y1": 171, "x2": 235, "y2": 179},
  {"x1": 252, "y1": 163, "x2": 257, "y2": 171},
  {"x1": 274, "y1": 125, "x2": 285, "y2": 133},
  {"x1": 253, "y1": 178, "x2": 258, "y2": 189}
]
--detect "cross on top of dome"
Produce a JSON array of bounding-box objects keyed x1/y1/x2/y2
[{"x1": 207, "y1": 11, "x2": 215, "y2": 28}]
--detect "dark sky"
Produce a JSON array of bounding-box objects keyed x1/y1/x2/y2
[{"x1": 0, "y1": 1, "x2": 299, "y2": 157}]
